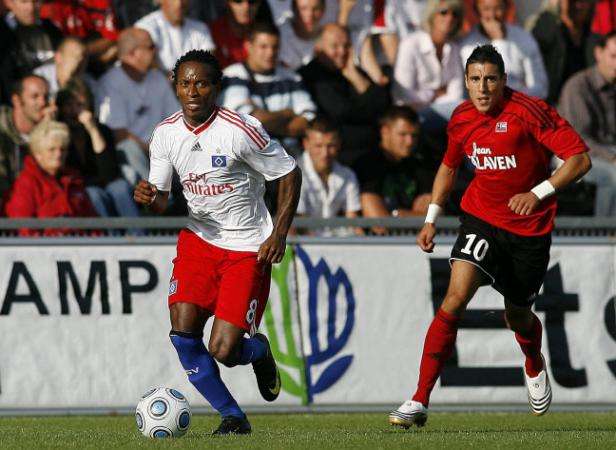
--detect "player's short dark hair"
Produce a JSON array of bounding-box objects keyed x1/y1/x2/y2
[
  {"x1": 305, "y1": 116, "x2": 339, "y2": 136},
  {"x1": 172, "y1": 50, "x2": 222, "y2": 85},
  {"x1": 379, "y1": 106, "x2": 419, "y2": 128},
  {"x1": 10, "y1": 74, "x2": 48, "y2": 97},
  {"x1": 248, "y1": 21, "x2": 280, "y2": 41},
  {"x1": 465, "y1": 44, "x2": 505, "y2": 75},
  {"x1": 595, "y1": 30, "x2": 616, "y2": 49}
]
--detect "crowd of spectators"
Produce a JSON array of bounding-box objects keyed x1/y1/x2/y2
[{"x1": 0, "y1": 0, "x2": 614, "y2": 234}]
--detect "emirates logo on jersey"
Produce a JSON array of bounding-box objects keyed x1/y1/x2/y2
[
  {"x1": 183, "y1": 172, "x2": 234, "y2": 196},
  {"x1": 470, "y1": 142, "x2": 517, "y2": 171},
  {"x1": 182, "y1": 180, "x2": 235, "y2": 196}
]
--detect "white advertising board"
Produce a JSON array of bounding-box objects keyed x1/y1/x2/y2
[{"x1": 0, "y1": 241, "x2": 614, "y2": 409}]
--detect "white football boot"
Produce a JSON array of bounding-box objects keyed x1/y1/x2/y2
[
  {"x1": 388, "y1": 400, "x2": 428, "y2": 428},
  {"x1": 525, "y1": 355, "x2": 552, "y2": 416}
]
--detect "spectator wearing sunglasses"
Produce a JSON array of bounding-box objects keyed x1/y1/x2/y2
[{"x1": 392, "y1": 0, "x2": 465, "y2": 131}]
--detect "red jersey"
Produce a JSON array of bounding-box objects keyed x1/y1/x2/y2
[
  {"x1": 208, "y1": 16, "x2": 247, "y2": 69},
  {"x1": 40, "y1": 0, "x2": 119, "y2": 41},
  {"x1": 443, "y1": 88, "x2": 588, "y2": 236}
]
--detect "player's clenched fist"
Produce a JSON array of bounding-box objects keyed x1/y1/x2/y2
[
  {"x1": 508, "y1": 192, "x2": 540, "y2": 216},
  {"x1": 134, "y1": 180, "x2": 158, "y2": 205},
  {"x1": 416, "y1": 223, "x2": 436, "y2": 253}
]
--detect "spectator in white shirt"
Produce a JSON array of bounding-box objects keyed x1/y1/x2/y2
[
  {"x1": 220, "y1": 22, "x2": 316, "y2": 152},
  {"x1": 97, "y1": 27, "x2": 179, "y2": 184},
  {"x1": 135, "y1": 0, "x2": 216, "y2": 73},
  {"x1": 392, "y1": 0, "x2": 464, "y2": 130},
  {"x1": 460, "y1": 0, "x2": 548, "y2": 99},
  {"x1": 34, "y1": 36, "x2": 97, "y2": 99},
  {"x1": 279, "y1": 0, "x2": 326, "y2": 70},
  {"x1": 297, "y1": 116, "x2": 361, "y2": 236},
  {"x1": 383, "y1": 0, "x2": 429, "y2": 37}
]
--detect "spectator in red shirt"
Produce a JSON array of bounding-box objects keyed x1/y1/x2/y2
[
  {"x1": 5, "y1": 119, "x2": 98, "y2": 236},
  {"x1": 40, "y1": 0, "x2": 120, "y2": 75},
  {"x1": 209, "y1": 0, "x2": 263, "y2": 68}
]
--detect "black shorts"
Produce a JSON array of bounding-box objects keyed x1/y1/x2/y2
[{"x1": 450, "y1": 213, "x2": 551, "y2": 306}]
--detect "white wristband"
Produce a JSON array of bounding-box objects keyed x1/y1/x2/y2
[
  {"x1": 425, "y1": 203, "x2": 443, "y2": 224},
  {"x1": 530, "y1": 180, "x2": 555, "y2": 201}
]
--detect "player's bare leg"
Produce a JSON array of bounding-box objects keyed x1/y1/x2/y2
[
  {"x1": 168, "y1": 303, "x2": 249, "y2": 435},
  {"x1": 505, "y1": 300, "x2": 552, "y2": 415},
  {"x1": 390, "y1": 261, "x2": 485, "y2": 429},
  {"x1": 210, "y1": 317, "x2": 281, "y2": 401}
]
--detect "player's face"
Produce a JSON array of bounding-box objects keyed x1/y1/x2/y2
[
  {"x1": 247, "y1": 33, "x2": 279, "y2": 73},
  {"x1": 465, "y1": 62, "x2": 506, "y2": 114},
  {"x1": 161, "y1": 0, "x2": 188, "y2": 26},
  {"x1": 595, "y1": 37, "x2": 616, "y2": 83},
  {"x1": 381, "y1": 118, "x2": 419, "y2": 160},
  {"x1": 475, "y1": 0, "x2": 506, "y2": 23},
  {"x1": 295, "y1": 0, "x2": 325, "y2": 33},
  {"x1": 14, "y1": 77, "x2": 49, "y2": 124},
  {"x1": 303, "y1": 130, "x2": 340, "y2": 173},
  {"x1": 176, "y1": 61, "x2": 220, "y2": 124}
]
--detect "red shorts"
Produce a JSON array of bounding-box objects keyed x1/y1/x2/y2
[{"x1": 168, "y1": 229, "x2": 271, "y2": 334}]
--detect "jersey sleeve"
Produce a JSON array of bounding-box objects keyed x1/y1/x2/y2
[
  {"x1": 148, "y1": 127, "x2": 173, "y2": 191},
  {"x1": 232, "y1": 114, "x2": 297, "y2": 181},
  {"x1": 527, "y1": 102, "x2": 588, "y2": 159},
  {"x1": 442, "y1": 130, "x2": 465, "y2": 168}
]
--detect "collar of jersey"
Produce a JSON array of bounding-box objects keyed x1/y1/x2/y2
[{"x1": 183, "y1": 107, "x2": 219, "y2": 135}]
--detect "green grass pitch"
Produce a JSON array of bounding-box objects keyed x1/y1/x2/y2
[{"x1": 1, "y1": 412, "x2": 615, "y2": 449}]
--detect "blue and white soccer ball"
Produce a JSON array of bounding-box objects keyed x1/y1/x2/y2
[{"x1": 135, "y1": 387, "x2": 191, "y2": 438}]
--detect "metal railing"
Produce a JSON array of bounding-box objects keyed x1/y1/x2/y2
[{"x1": 0, "y1": 216, "x2": 614, "y2": 237}]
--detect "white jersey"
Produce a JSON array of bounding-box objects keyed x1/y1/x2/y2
[{"x1": 148, "y1": 107, "x2": 296, "y2": 252}]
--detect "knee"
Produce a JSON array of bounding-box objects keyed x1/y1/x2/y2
[
  {"x1": 209, "y1": 338, "x2": 239, "y2": 368},
  {"x1": 441, "y1": 290, "x2": 471, "y2": 315}
]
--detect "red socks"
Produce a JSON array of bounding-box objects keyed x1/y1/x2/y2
[
  {"x1": 514, "y1": 315, "x2": 544, "y2": 377},
  {"x1": 412, "y1": 308, "x2": 460, "y2": 407}
]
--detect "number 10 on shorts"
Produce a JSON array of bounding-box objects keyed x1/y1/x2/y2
[{"x1": 460, "y1": 233, "x2": 489, "y2": 261}]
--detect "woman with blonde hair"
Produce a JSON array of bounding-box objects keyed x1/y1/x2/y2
[
  {"x1": 5, "y1": 120, "x2": 98, "y2": 235},
  {"x1": 392, "y1": 0, "x2": 465, "y2": 130}
]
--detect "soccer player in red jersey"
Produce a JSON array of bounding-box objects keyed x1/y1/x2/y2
[
  {"x1": 134, "y1": 50, "x2": 301, "y2": 435},
  {"x1": 389, "y1": 44, "x2": 592, "y2": 428}
]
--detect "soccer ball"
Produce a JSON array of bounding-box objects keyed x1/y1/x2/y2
[{"x1": 135, "y1": 387, "x2": 191, "y2": 438}]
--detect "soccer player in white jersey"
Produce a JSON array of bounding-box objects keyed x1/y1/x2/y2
[{"x1": 134, "y1": 50, "x2": 302, "y2": 435}]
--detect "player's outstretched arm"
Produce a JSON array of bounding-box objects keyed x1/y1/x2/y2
[
  {"x1": 417, "y1": 163, "x2": 457, "y2": 253},
  {"x1": 258, "y1": 166, "x2": 302, "y2": 264},
  {"x1": 508, "y1": 153, "x2": 592, "y2": 215},
  {"x1": 133, "y1": 180, "x2": 169, "y2": 214}
]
